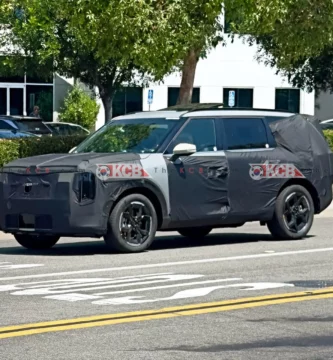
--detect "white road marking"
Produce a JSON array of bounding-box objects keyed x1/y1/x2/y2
[
  {"x1": 92, "y1": 282, "x2": 295, "y2": 305},
  {"x1": 0, "y1": 273, "x2": 173, "y2": 292},
  {"x1": 0, "y1": 263, "x2": 44, "y2": 270},
  {"x1": 10, "y1": 274, "x2": 203, "y2": 296},
  {"x1": 0, "y1": 247, "x2": 332, "y2": 281},
  {"x1": 45, "y1": 278, "x2": 243, "y2": 302}
]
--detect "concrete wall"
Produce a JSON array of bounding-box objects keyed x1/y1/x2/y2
[
  {"x1": 53, "y1": 75, "x2": 74, "y2": 121},
  {"x1": 315, "y1": 91, "x2": 333, "y2": 121}
]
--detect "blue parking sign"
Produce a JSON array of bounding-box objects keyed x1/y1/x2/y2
[{"x1": 148, "y1": 89, "x2": 154, "y2": 105}]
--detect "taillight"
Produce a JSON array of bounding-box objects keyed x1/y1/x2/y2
[{"x1": 73, "y1": 172, "x2": 96, "y2": 202}]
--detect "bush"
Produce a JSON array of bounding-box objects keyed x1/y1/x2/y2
[
  {"x1": 323, "y1": 129, "x2": 333, "y2": 150},
  {"x1": 59, "y1": 86, "x2": 100, "y2": 131},
  {"x1": 0, "y1": 135, "x2": 87, "y2": 168}
]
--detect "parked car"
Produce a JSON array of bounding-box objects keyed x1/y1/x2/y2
[
  {"x1": 0, "y1": 116, "x2": 52, "y2": 136},
  {"x1": 320, "y1": 119, "x2": 333, "y2": 130},
  {"x1": 44, "y1": 122, "x2": 90, "y2": 136},
  {"x1": 0, "y1": 106, "x2": 332, "y2": 253},
  {"x1": 0, "y1": 129, "x2": 38, "y2": 139}
]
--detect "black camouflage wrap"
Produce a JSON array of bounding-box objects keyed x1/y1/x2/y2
[
  {"x1": 0, "y1": 153, "x2": 166, "y2": 236},
  {"x1": 0, "y1": 114, "x2": 332, "y2": 236}
]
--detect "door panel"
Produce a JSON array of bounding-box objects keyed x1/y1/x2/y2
[
  {"x1": 167, "y1": 152, "x2": 230, "y2": 225},
  {"x1": 219, "y1": 116, "x2": 286, "y2": 219},
  {"x1": 225, "y1": 148, "x2": 288, "y2": 218}
]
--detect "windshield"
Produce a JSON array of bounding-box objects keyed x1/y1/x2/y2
[
  {"x1": 75, "y1": 118, "x2": 180, "y2": 154},
  {"x1": 15, "y1": 120, "x2": 51, "y2": 134}
]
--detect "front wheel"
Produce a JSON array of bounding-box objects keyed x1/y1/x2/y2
[
  {"x1": 267, "y1": 185, "x2": 314, "y2": 240},
  {"x1": 14, "y1": 234, "x2": 60, "y2": 249},
  {"x1": 104, "y1": 194, "x2": 158, "y2": 253},
  {"x1": 178, "y1": 227, "x2": 212, "y2": 238}
]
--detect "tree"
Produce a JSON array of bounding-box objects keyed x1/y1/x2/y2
[
  {"x1": 236, "y1": 1, "x2": 333, "y2": 93},
  {"x1": 3, "y1": 0, "x2": 333, "y2": 114},
  {"x1": 1, "y1": 0, "x2": 208, "y2": 120},
  {"x1": 59, "y1": 86, "x2": 100, "y2": 130}
]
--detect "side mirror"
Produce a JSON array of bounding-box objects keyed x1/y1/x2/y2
[
  {"x1": 170, "y1": 143, "x2": 196, "y2": 162},
  {"x1": 69, "y1": 146, "x2": 77, "y2": 154}
]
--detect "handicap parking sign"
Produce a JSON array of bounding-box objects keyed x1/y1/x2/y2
[{"x1": 228, "y1": 90, "x2": 235, "y2": 107}]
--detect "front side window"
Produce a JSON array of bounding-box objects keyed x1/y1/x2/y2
[
  {"x1": 223, "y1": 118, "x2": 268, "y2": 150},
  {"x1": 75, "y1": 118, "x2": 180, "y2": 154},
  {"x1": 167, "y1": 118, "x2": 217, "y2": 153}
]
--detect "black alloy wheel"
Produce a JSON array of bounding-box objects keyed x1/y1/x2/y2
[
  {"x1": 119, "y1": 201, "x2": 153, "y2": 247},
  {"x1": 267, "y1": 184, "x2": 314, "y2": 240},
  {"x1": 283, "y1": 191, "x2": 311, "y2": 233},
  {"x1": 104, "y1": 194, "x2": 157, "y2": 253}
]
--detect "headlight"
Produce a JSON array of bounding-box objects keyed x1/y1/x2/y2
[{"x1": 73, "y1": 172, "x2": 96, "y2": 202}]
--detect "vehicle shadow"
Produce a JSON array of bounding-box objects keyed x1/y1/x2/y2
[{"x1": 0, "y1": 232, "x2": 315, "y2": 257}]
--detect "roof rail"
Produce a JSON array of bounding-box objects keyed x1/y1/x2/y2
[{"x1": 160, "y1": 103, "x2": 297, "y2": 114}]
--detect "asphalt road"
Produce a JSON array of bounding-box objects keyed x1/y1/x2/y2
[{"x1": 0, "y1": 213, "x2": 333, "y2": 359}]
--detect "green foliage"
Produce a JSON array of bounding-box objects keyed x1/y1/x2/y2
[
  {"x1": 323, "y1": 130, "x2": 333, "y2": 150},
  {"x1": 0, "y1": 141, "x2": 20, "y2": 168},
  {"x1": 59, "y1": 86, "x2": 100, "y2": 131},
  {"x1": 0, "y1": 135, "x2": 87, "y2": 168}
]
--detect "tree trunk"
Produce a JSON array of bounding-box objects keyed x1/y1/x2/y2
[
  {"x1": 101, "y1": 95, "x2": 113, "y2": 124},
  {"x1": 177, "y1": 47, "x2": 202, "y2": 105}
]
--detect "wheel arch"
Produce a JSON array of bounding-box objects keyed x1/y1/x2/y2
[
  {"x1": 278, "y1": 179, "x2": 320, "y2": 213},
  {"x1": 109, "y1": 182, "x2": 168, "y2": 229}
]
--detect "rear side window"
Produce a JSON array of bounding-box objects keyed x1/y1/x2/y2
[
  {"x1": 223, "y1": 118, "x2": 268, "y2": 150},
  {"x1": 0, "y1": 120, "x2": 14, "y2": 130},
  {"x1": 15, "y1": 120, "x2": 50, "y2": 134}
]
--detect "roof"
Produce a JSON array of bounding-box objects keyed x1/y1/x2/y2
[
  {"x1": 112, "y1": 104, "x2": 296, "y2": 121},
  {"x1": 0, "y1": 115, "x2": 43, "y2": 121},
  {"x1": 45, "y1": 122, "x2": 84, "y2": 127},
  {"x1": 112, "y1": 110, "x2": 187, "y2": 120}
]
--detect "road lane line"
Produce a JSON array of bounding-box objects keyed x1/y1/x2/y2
[
  {"x1": 1, "y1": 247, "x2": 333, "y2": 281},
  {"x1": 1, "y1": 287, "x2": 333, "y2": 339}
]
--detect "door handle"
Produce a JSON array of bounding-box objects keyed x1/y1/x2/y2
[{"x1": 208, "y1": 166, "x2": 229, "y2": 178}]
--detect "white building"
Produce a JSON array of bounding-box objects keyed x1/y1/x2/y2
[{"x1": 0, "y1": 18, "x2": 315, "y2": 131}]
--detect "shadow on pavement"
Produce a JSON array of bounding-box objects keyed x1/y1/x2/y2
[
  {"x1": 155, "y1": 334, "x2": 333, "y2": 352},
  {"x1": 0, "y1": 232, "x2": 314, "y2": 257}
]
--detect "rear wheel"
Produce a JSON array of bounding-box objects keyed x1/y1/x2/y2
[
  {"x1": 104, "y1": 194, "x2": 158, "y2": 253},
  {"x1": 14, "y1": 234, "x2": 60, "y2": 249},
  {"x1": 178, "y1": 227, "x2": 212, "y2": 238},
  {"x1": 267, "y1": 185, "x2": 314, "y2": 240}
]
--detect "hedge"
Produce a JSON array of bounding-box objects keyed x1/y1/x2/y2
[
  {"x1": 0, "y1": 135, "x2": 88, "y2": 168},
  {"x1": 0, "y1": 130, "x2": 333, "y2": 169}
]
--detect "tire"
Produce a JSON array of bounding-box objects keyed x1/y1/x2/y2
[
  {"x1": 14, "y1": 234, "x2": 60, "y2": 249},
  {"x1": 267, "y1": 185, "x2": 314, "y2": 240},
  {"x1": 178, "y1": 227, "x2": 212, "y2": 238},
  {"x1": 104, "y1": 194, "x2": 158, "y2": 253}
]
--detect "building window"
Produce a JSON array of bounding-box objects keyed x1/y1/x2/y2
[
  {"x1": 223, "y1": 88, "x2": 253, "y2": 108},
  {"x1": 275, "y1": 89, "x2": 300, "y2": 113},
  {"x1": 112, "y1": 87, "x2": 143, "y2": 118},
  {"x1": 167, "y1": 87, "x2": 200, "y2": 107},
  {"x1": 26, "y1": 85, "x2": 53, "y2": 121},
  {"x1": 223, "y1": 118, "x2": 268, "y2": 150}
]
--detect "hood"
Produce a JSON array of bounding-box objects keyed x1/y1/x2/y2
[{"x1": 1, "y1": 152, "x2": 142, "y2": 174}]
